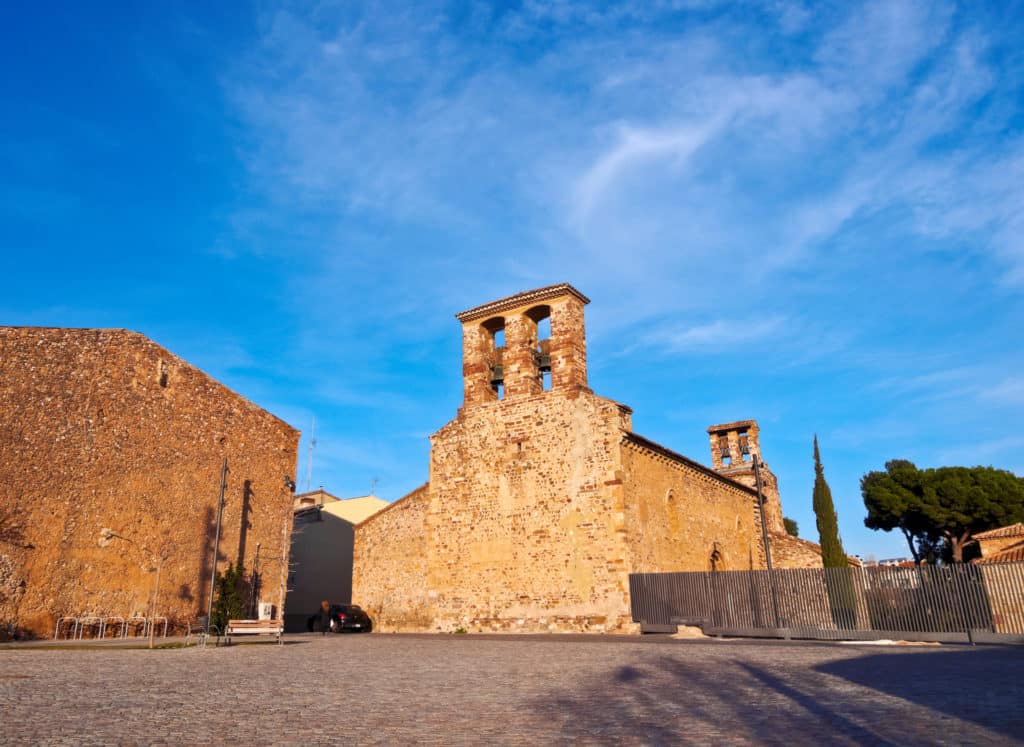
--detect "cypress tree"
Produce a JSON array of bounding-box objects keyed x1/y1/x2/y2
[
  {"x1": 211, "y1": 562, "x2": 247, "y2": 631},
  {"x1": 813, "y1": 435, "x2": 848, "y2": 568}
]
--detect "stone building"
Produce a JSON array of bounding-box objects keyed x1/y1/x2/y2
[
  {"x1": 353, "y1": 284, "x2": 819, "y2": 634},
  {"x1": 0, "y1": 327, "x2": 299, "y2": 639},
  {"x1": 975, "y1": 523, "x2": 1024, "y2": 565}
]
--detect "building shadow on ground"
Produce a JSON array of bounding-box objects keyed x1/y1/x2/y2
[
  {"x1": 528, "y1": 644, "x2": 1023, "y2": 745},
  {"x1": 814, "y1": 646, "x2": 1024, "y2": 740}
]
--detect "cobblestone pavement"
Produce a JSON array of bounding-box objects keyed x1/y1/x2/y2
[{"x1": 1, "y1": 634, "x2": 1022, "y2": 745}]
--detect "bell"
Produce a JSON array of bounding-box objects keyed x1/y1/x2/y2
[
  {"x1": 537, "y1": 354, "x2": 551, "y2": 372},
  {"x1": 490, "y1": 365, "x2": 504, "y2": 385}
]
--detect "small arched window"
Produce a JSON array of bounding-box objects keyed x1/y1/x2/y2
[
  {"x1": 525, "y1": 305, "x2": 552, "y2": 391},
  {"x1": 710, "y1": 542, "x2": 723, "y2": 572},
  {"x1": 482, "y1": 317, "x2": 505, "y2": 399}
]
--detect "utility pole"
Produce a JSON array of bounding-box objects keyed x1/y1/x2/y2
[
  {"x1": 753, "y1": 454, "x2": 783, "y2": 631},
  {"x1": 205, "y1": 458, "x2": 228, "y2": 634}
]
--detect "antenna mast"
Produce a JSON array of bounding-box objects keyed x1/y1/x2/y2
[{"x1": 306, "y1": 416, "x2": 316, "y2": 492}]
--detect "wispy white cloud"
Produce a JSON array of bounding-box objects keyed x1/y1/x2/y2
[
  {"x1": 571, "y1": 119, "x2": 727, "y2": 225},
  {"x1": 639, "y1": 315, "x2": 788, "y2": 354},
  {"x1": 978, "y1": 378, "x2": 1024, "y2": 408},
  {"x1": 936, "y1": 436, "x2": 1024, "y2": 469}
]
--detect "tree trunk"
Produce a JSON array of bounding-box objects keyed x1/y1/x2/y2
[
  {"x1": 947, "y1": 530, "x2": 971, "y2": 563},
  {"x1": 901, "y1": 527, "x2": 922, "y2": 564}
]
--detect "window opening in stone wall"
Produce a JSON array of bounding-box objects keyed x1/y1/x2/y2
[
  {"x1": 159, "y1": 360, "x2": 169, "y2": 388},
  {"x1": 665, "y1": 488, "x2": 675, "y2": 505},
  {"x1": 718, "y1": 433, "x2": 731, "y2": 466},
  {"x1": 738, "y1": 430, "x2": 750, "y2": 461},
  {"x1": 483, "y1": 317, "x2": 505, "y2": 400},
  {"x1": 710, "y1": 542, "x2": 723, "y2": 572},
  {"x1": 527, "y1": 305, "x2": 552, "y2": 391}
]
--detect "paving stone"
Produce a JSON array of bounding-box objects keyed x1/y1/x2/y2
[{"x1": 1, "y1": 634, "x2": 1021, "y2": 745}]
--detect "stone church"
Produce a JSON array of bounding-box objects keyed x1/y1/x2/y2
[{"x1": 352, "y1": 284, "x2": 822, "y2": 633}]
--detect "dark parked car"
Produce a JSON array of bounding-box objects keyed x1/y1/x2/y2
[{"x1": 328, "y1": 604, "x2": 372, "y2": 633}]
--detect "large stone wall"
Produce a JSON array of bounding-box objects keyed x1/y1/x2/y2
[
  {"x1": 769, "y1": 534, "x2": 826, "y2": 569},
  {"x1": 620, "y1": 437, "x2": 765, "y2": 573},
  {"x1": 0, "y1": 327, "x2": 299, "y2": 639},
  {"x1": 353, "y1": 392, "x2": 637, "y2": 633},
  {"x1": 352, "y1": 485, "x2": 431, "y2": 631},
  {"x1": 425, "y1": 392, "x2": 635, "y2": 633}
]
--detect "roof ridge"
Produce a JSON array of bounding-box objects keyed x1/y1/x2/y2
[{"x1": 455, "y1": 283, "x2": 590, "y2": 323}]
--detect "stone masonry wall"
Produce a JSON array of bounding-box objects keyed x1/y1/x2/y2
[
  {"x1": 351, "y1": 485, "x2": 432, "y2": 631},
  {"x1": 0, "y1": 327, "x2": 299, "y2": 639},
  {"x1": 425, "y1": 391, "x2": 635, "y2": 633},
  {"x1": 769, "y1": 534, "x2": 825, "y2": 569},
  {"x1": 352, "y1": 390, "x2": 637, "y2": 634},
  {"x1": 620, "y1": 440, "x2": 766, "y2": 574}
]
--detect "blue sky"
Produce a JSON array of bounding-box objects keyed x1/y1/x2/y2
[{"x1": 3, "y1": 1, "x2": 1023, "y2": 560}]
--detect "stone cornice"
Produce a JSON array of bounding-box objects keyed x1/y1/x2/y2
[
  {"x1": 707, "y1": 420, "x2": 757, "y2": 433},
  {"x1": 455, "y1": 283, "x2": 590, "y2": 323}
]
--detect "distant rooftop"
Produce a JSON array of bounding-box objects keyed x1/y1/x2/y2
[{"x1": 975, "y1": 522, "x2": 1024, "y2": 540}]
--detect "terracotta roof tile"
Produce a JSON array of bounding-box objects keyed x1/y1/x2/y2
[
  {"x1": 974, "y1": 522, "x2": 1024, "y2": 540},
  {"x1": 455, "y1": 283, "x2": 590, "y2": 323}
]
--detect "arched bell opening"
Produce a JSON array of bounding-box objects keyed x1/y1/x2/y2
[
  {"x1": 482, "y1": 316, "x2": 506, "y2": 399},
  {"x1": 525, "y1": 305, "x2": 552, "y2": 391}
]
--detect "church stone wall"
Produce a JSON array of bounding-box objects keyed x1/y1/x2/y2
[
  {"x1": 620, "y1": 440, "x2": 765, "y2": 574},
  {"x1": 423, "y1": 392, "x2": 635, "y2": 633},
  {"x1": 0, "y1": 327, "x2": 299, "y2": 639},
  {"x1": 351, "y1": 485, "x2": 432, "y2": 631},
  {"x1": 769, "y1": 534, "x2": 827, "y2": 569}
]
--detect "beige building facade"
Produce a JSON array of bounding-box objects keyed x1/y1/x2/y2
[
  {"x1": 285, "y1": 489, "x2": 389, "y2": 631},
  {"x1": 353, "y1": 284, "x2": 822, "y2": 633}
]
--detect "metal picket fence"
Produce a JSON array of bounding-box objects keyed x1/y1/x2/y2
[{"x1": 630, "y1": 562, "x2": 1024, "y2": 643}]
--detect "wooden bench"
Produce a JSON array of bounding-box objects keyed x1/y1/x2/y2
[{"x1": 225, "y1": 619, "x2": 284, "y2": 645}]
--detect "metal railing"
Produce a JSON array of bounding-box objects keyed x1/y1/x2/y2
[
  {"x1": 52, "y1": 614, "x2": 171, "y2": 641},
  {"x1": 630, "y1": 562, "x2": 1024, "y2": 643}
]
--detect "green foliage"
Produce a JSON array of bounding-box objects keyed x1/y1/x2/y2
[
  {"x1": 812, "y1": 436, "x2": 848, "y2": 568},
  {"x1": 211, "y1": 562, "x2": 247, "y2": 631},
  {"x1": 453, "y1": 627, "x2": 467, "y2": 635},
  {"x1": 861, "y1": 461, "x2": 1024, "y2": 563},
  {"x1": 783, "y1": 517, "x2": 799, "y2": 538}
]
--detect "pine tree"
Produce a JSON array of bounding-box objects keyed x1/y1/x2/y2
[{"x1": 812, "y1": 436, "x2": 848, "y2": 568}]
